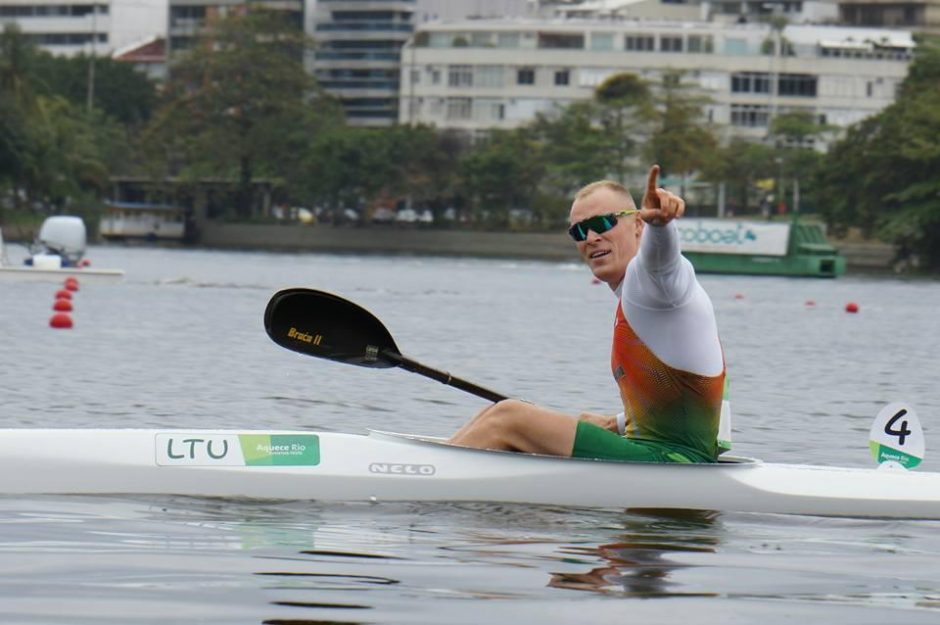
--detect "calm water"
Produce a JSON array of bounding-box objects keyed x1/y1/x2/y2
[{"x1": 1, "y1": 245, "x2": 939, "y2": 624}]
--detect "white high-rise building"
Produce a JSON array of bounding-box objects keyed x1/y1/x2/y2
[
  {"x1": 400, "y1": 18, "x2": 913, "y2": 146},
  {"x1": 0, "y1": 0, "x2": 166, "y2": 56},
  {"x1": 313, "y1": 0, "x2": 539, "y2": 126}
]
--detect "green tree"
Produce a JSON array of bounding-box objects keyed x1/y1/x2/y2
[
  {"x1": 1, "y1": 25, "x2": 126, "y2": 218},
  {"x1": 593, "y1": 72, "x2": 653, "y2": 183},
  {"x1": 143, "y1": 10, "x2": 340, "y2": 219},
  {"x1": 768, "y1": 111, "x2": 831, "y2": 213},
  {"x1": 0, "y1": 25, "x2": 39, "y2": 207},
  {"x1": 380, "y1": 124, "x2": 458, "y2": 211},
  {"x1": 812, "y1": 37, "x2": 940, "y2": 267},
  {"x1": 31, "y1": 53, "x2": 157, "y2": 125},
  {"x1": 24, "y1": 97, "x2": 123, "y2": 208},
  {"x1": 700, "y1": 138, "x2": 777, "y2": 215},
  {"x1": 646, "y1": 71, "x2": 718, "y2": 194},
  {"x1": 457, "y1": 128, "x2": 544, "y2": 226},
  {"x1": 0, "y1": 24, "x2": 40, "y2": 103},
  {"x1": 530, "y1": 102, "x2": 618, "y2": 198},
  {"x1": 302, "y1": 124, "x2": 456, "y2": 220},
  {"x1": 302, "y1": 126, "x2": 399, "y2": 218}
]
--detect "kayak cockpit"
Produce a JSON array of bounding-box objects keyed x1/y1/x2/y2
[{"x1": 367, "y1": 430, "x2": 761, "y2": 467}]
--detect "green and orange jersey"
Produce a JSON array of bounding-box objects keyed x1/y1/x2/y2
[{"x1": 611, "y1": 299, "x2": 726, "y2": 461}]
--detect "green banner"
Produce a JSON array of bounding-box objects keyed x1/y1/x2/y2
[{"x1": 239, "y1": 434, "x2": 320, "y2": 466}]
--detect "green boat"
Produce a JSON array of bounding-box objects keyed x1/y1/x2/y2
[{"x1": 678, "y1": 219, "x2": 845, "y2": 278}]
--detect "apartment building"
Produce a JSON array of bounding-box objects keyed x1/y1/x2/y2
[
  {"x1": 838, "y1": 0, "x2": 940, "y2": 33},
  {"x1": 312, "y1": 0, "x2": 416, "y2": 126},
  {"x1": 313, "y1": 0, "x2": 540, "y2": 126},
  {"x1": 0, "y1": 0, "x2": 161, "y2": 56},
  {"x1": 168, "y1": 0, "x2": 306, "y2": 57},
  {"x1": 399, "y1": 18, "x2": 913, "y2": 144}
]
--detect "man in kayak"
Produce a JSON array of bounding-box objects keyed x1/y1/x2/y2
[{"x1": 449, "y1": 165, "x2": 725, "y2": 463}]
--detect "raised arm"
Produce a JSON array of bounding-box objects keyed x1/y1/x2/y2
[
  {"x1": 628, "y1": 165, "x2": 695, "y2": 307},
  {"x1": 623, "y1": 165, "x2": 722, "y2": 376}
]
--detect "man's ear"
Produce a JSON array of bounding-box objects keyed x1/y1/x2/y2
[{"x1": 635, "y1": 216, "x2": 645, "y2": 241}]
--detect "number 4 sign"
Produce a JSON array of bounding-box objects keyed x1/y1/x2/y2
[{"x1": 870, "y1": 403, "x2": 925, "y2": 469}]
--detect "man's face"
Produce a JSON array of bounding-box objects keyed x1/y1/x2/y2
[{"x1": 569, "y1": 187, "x2": 643, "y2": 287}]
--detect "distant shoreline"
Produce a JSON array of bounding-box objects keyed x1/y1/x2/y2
[
  {"x1": 198, "y1": 222, "x2": 580, "y2": 261},
  {"x1": 197, "y1": 222, "x2": 897, "y2": 271},
  {"x1": 3, "y1": 220, "x2": 898, "y2": 270}
]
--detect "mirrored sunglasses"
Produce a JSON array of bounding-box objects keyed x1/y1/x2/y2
[{"x1": 568, "y1": 210, "x2": 639, "y2": 242}]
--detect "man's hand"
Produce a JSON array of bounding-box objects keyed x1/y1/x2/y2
[
  {"x1": 578, "y1": 411, "x2": 619, "y2": 433},
  {"x1": 639, "y1": 164, "x2": 685, "y2": 226}
]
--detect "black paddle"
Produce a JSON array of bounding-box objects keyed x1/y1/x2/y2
[{"x1": 263, "y1": 288, "x2": 509, "y2": 403}]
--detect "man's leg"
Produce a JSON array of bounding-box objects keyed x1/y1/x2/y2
[{"x1": 448, "y1": 399, "x2": 578, "y2": 457}]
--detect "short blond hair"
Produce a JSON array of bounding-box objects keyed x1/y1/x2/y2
[{"x1": 573, "y1": 180, "x2": 636, "y2": 208}]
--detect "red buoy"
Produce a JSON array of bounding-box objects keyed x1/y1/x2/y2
[
  {"x1": 64, "y1": 280, "x2": 79, "y2": 292},
  {"x1": 805, "y1": 299, "x2": 816, "y2": 307},
  {"x1": 49, "y1": 312, "x2": 73, "y2": 329},
  {"x1": 845, "y1": 302, "x2": 860, "y2": 314},
  {"x1": 78, "y1": 258, "x2": 91, "y2": 267},
  {"x1": 55, "y1": 289, "x2": 73, "y2": 300},
  {"x1": 734, "y1": 293, "x2": 745, "y2": 300},
  {"x1": 53, "y1": 298, "x2": 73, "y2": 312}
]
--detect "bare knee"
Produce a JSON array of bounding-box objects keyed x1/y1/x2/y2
[
  {"x1": 482, "y1": 399, "x2": 531, "y2": 432},
  {"x1": 450, "y1": 399, "x2": 529, "y2": 449}
]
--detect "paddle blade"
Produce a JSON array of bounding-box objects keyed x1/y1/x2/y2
[{"x1": 264, "y1": 288, "x2": 400, "y2": 369}]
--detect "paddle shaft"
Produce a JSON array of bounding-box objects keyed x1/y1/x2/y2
[{"x1": 382, "y1": 350, "x2": 508, "y2": 403}]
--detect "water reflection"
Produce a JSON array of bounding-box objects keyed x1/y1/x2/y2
[{"x1": 549, "y1": 509, "x2": 721, "y2": 597}]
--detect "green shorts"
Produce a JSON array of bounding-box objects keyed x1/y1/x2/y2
[{"x1": 571, "y1": 421, "x2": 714, "y2": 464}]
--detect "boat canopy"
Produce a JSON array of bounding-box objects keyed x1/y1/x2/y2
[{"x1": 35, "y1": 216, "x2": 86, "y2": 265}]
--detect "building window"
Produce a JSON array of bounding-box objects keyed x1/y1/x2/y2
[
  {"x1": 477, "y1": 66, "x2": 504, "y2": 88},
  {"x1": 410, "y1": 69, "x2": 420, "y2": 85},
  {"x1": 429, "y1": 33, "x2": 451, "y2": 48},
  {"x1": 429, "y1": 68, "x2": 441, "y2": 85},
  {"x1": 448, "y1": 65, "x2": 473, "y2": 87},
  {"x1": 590, "y1": 33, "x2": 614, "y2": 51},
  {"x1": 731, "y1": 72, "x2": 771, "y2": 94},
  {"x1": 723, "y1": 38, "x2": 749, "y2": 55},
  {"x1": 554, "y1": 70, "x2": 570, "y2": 86},
  {"x1": 471, "y1": 32, "x2": 492, "y2": 47},
  {"x1": 538, "y1": 32, "x2": 584, "y2": 49},
  {"x1": 474, "y1": 99, "x2": 505, "y2": 121},
  {"x1": 731, "y1": 104, "x2": 770, "y2": 127},
  {"x1": 517, "y1": 68, "x2": 535, "y2": 85},
  {"x1": 866, "y1": 81, "x2": 873, "y2": 97},
  {"x1": 497, "y1": 32, "x2": 520, "y2": 48},
  {"x1": 778, "y1": 74, "x2": 817, "y2": 97},
  {"x1": 661, "y1": 36, "x2": 683, "y2": 52},
  {"x1": 625, "y1": 35, "x2": 655, "y2": 51},
  {"x1": 446, "y1": 98, "x2": 472, "y2": 120},
  {"x1": 687, "y1": 35, "x2": 713, "y2": 53}
]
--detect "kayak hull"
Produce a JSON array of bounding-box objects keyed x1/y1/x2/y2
[{"x1": 2, "y1": 428, "x2": 939, "y2": 519}]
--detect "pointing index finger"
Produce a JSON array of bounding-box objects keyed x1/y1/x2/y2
[
  {"x1": 644, "y1": 164, "x2": 661, "y2": 210},
  {"x1": 646, "y1": 164, "x2": 660, "y2": 195}
]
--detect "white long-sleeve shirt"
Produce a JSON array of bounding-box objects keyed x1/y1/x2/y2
[{"x1": 615, "y1": 222, "x2": 723, "y2": 377}]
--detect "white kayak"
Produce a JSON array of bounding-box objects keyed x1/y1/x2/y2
[{"x1": 1, "y1": 428, "x2": 939, "y2": 520}]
